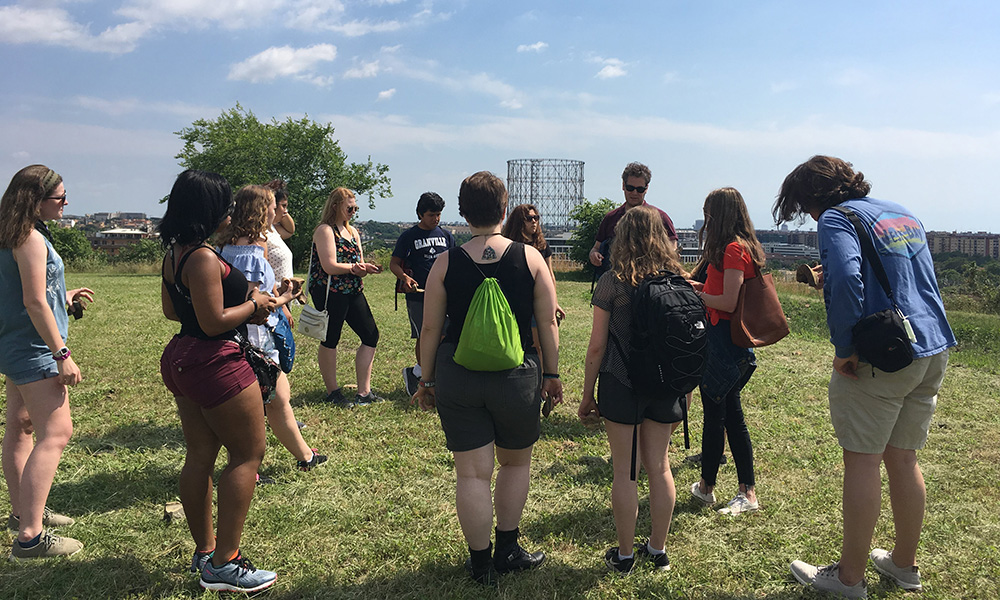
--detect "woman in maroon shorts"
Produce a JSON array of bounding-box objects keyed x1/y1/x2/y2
[{"x1": 158, "y1": 170, "x2": 278, "y2": 593}]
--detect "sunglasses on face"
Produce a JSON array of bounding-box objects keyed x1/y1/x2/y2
[
  {"x1": 625, "y1": 184, "x2": 647, "y2": 193},
  {"x1": 46, "y1": 194, "x2": 68, "y2": 202},
  {"x1": 346, "y1": 205, "x2": 359, "y2": 215},
  {"x1": 527, "y1": 214, "x2": 540, "y2": 222}
]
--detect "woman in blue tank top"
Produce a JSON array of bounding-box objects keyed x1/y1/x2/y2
[{"x1": 0, "y1": 165, "x2": 94, "y2": 559}]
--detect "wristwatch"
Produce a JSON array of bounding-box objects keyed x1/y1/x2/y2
[
  {"x1": 53, "y1": 346, "x2": 71, "y2": 361},
  {"x1": 418, "y1": 380, "x2": 436, "y2": 389}
]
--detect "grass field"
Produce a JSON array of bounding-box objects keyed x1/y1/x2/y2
[{"x1": 1, "y1": 270, "x2": 998, "y2": 599}]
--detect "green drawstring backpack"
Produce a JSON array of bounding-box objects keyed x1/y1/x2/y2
[{"x1": 453, "y1": 247, "x2": 524, "y2": 371}]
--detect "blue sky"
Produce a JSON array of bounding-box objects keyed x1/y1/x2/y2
[{"x1": 2, "y1": 1, "x2": 999, "y2": 233}]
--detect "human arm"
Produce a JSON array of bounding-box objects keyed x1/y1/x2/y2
[
  {"x1": 353, "y1": 227, "x2": 382, "y2": 274},
  {"x1": 544, "y1": 254, "x2": 566, "y2": 322},
  {"x1": 818, "y1": 210, "x2": 866, "y2": 359},
  {"x1": 588, "y1": 240, "x2": 604, "y2": 267},
  {"x1": 527, "y1": 245, "x2": 563, "y2": 408},
  {"x1": 696, "y1": 268, "x2": 745, "y2": 313},
  {"x1": 13, "y1": 231, "x2": 82, "y2": 385},
  {"x1": 314, "y1": 225, "x2": 367, "y2": 276},
  {"x1": 390, "y1": 256, "x2": 419, "y2": 292},
  {"x1": 580, "y1": 304, "x2": 610, "y2": 422},
  {"x1": 275, "y1": 213, "x2": 295, "y2": 239},
  {"x1": 833, "y1": 353, "x2": 860, "y2": 380},
  {"x1": 66, "y1": 287, "x2": 94, "y2": 312},
  {"x1": 183, "y1": 248, "x2": 274, "y2": 336},
  {"x1": 414, "y1": 253, "x2": 449, "y2": 410}
]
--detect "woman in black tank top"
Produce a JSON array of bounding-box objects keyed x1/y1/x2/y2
[
  {"x1": 158, "y1": 170, "x2": 279, "y2": 592},
  {"x1": 411, "y1": 171, "x2": 563, "y2": 584}
]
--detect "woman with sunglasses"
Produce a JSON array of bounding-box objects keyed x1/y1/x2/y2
[
  {"x1": 1, "y1": 165, "x2": 93, "y2": 559},
  {"x1": 310, "y1": 188, "x2": 383, "y2": 406},
  {"x1": 502, "y1": 204, "x2": 565, "y2": 325}
]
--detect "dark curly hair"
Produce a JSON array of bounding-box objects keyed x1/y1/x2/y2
[
  {"x1": 501, "y1": 204, "x2": 548, "y2": 254},
  {"x1": 773, "y1": 155, "x2": 871, "y2": 225}
]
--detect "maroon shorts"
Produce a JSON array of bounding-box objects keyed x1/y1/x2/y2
[{"x1": 161, "y1": 335, "x2": 257, "y2": 409}]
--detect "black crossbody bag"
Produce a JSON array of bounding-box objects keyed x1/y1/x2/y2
[{"x1": 831, "y1": 206, "x2": 914, "y2": 373}]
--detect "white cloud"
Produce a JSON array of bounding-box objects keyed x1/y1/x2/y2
[
  {"x1": 116, "y1": 0, "x2": 286, "y2": 30},
  {"x1": 591, "y1": 57, "x2": 626, "y2": 79},
  {"x1": 377, "y1": 88, "x2": 396, "y2": 101},
  {"x1": 0, "y1": 6, "x2": 148, "y2": 53},
  {"x1": 228, "y1": 44, "x2": 337, "y2": 86},
  {"x1": 74, "y1": 96, "x2": 218, "y2": 120},
  {"x1": 344, "y1": 60, "x2": 381, "y2": 79},
  {"x1": 517, "y1": 41, "x2": 548, "y2": 53},
  {"x1": 377, "y1": 49, "x2": 524, "y2": 110}
]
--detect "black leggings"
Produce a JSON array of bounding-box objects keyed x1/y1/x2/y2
[
  {"x1": 700, "y1": 385, "x2": 755, "y2": 488},
  {"x1": 310, "y1": 288, "x2": 380, "y2": 349}
]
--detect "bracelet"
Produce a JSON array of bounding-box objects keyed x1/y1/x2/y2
[
  {"x1": 249, "y1": 297, "x2": 259, "y2": 312},
  {"x1": 542, "y1": 373, "x2": 560, "y2": 379},
  {"x1": 53, "y1": 346, "x2": 71, "y2": 361},
  {"x1": 418, "y1": 380, "x2": 436, "y2": 388}
]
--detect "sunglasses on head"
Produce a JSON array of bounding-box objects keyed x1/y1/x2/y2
[{"x1": 625, "y1": 184, "x2": 647, "y2": 193}]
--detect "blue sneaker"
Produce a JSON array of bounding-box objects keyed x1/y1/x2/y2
[
  {"x1": 199, "y1": 553, "x2": 277, "y2": 593},
  {"x1": 189, "y1": 549, "x2": 213, "y2": 573}
]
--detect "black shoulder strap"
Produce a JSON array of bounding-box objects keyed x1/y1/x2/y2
[{"x1": 830, "y1": 206, "x2": 899, "y2": 309}]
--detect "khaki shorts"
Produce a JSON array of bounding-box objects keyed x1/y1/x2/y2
[{"x1": 828, "y1": 350, "x2": 949, "y2": 454}]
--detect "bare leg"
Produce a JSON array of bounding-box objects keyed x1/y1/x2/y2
[
  {"x1": 3, "y1": 379, "x2": 33, "y2": 519},
  {"x1": 317, "y1": 345, "x2": 339, "y2": 393},
  {"x1": 200, "y1": 385, "x2": 266, "y2": 566},
  {"x1": 175, "y1": 396, "x2": 222, "y2": 553},
  {"x1": 265, "y1": 372, "x2": 312, "y2": 462},
  {"x1": 883, "y1": 445, "x2": 925, "y2": 568},
  {"x1": 604, "y1": 421, "x2": 639, "y2": 555},
  {"x1": 638, "y1": 420, "x2": 676, "y2": 551},
  {"x1": 6, "y1": 377, "x2": 72, "y2": 541},
  {"x1": 453, "y1": 443, "x2": 496, "y2": 551},
  {"x1": 838, "y1": 449, "x2": 884, "y2": 586},
  {"x1": 494, "y1": 445, "x2": 533, "y2": 531},
  {"x1": 355, "y1": 344, "x2": 376, "y2": 396}
]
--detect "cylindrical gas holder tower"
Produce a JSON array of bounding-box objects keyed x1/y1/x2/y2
[{"x1": 506, "y1": 159, "x2": 584, "y2": 230}]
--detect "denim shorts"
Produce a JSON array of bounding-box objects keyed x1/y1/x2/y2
[
  {"x1": 161, "y1": 335, "x2": 257, "y2": 409},
  {"x1": 828, "y1": 350, "x2": 949, "y2": 454},
  {"x1": 4, "y1": 361, "x2": 59, "y2": 386},
  {"x1": 434, "y1": 343, "x2": 542, "y2": 452}
]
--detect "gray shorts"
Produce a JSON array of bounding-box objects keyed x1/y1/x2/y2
[
  {"x1": 434, "y1": 343, "x2": 542, "y2": 452},
  {"x1": 828, "y1": 350, "x2": 949, "y2": 454},
  {"x1": 406, "y1": 298, "x2": 423, "y2": 339}
]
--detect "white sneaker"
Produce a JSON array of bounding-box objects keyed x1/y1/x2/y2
[
  {"x1": 870, "y1": 549, "x2": 921, "y2": 591},
  {"x1": 790, "y1": 560, "x2": 867, "y2": 599},
  {"x1": 690, "y1": 481, "x2": 716, "y2": 505},
  {"x1": 717, "y1": 493, "x2": 759, "y2": 515}
]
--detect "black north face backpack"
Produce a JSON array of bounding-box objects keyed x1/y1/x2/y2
[{"x1": 611, "y1": 270, "x2": 708, "y2": 479}]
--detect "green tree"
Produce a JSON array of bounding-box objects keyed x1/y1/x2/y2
[
  {"x1": 113, "y1": 239, "x2": 165, "y2": 264},
  {"x1": 175, "y1": 104, "x2": 392, "y2": 265},
  {"x1": 568, "y1": 198, "x2": 616, "y2": 271},
  {"x1": 48, "y1": 223, "x2": 96, "y2": 263}
]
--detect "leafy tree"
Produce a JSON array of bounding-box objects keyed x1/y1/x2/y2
[
  {"x1": 568, "y1": 198, "x2": 616, "y2": 271},
  {"x1": 48, "y1": 223, "x2": 96, "y2": 263},
  {"x1": 113, "y1": 238, "x2": 165, "y2": 264},
  {"x1": 175, "y1": 104, "x2": 392, "y2": 265}
]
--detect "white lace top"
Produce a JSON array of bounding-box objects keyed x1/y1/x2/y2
[{"x1": 265, "y1": 226, "x2": 294, "y2": 281}]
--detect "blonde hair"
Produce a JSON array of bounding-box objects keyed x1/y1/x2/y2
[
  {"x1": 319, "y1": 187, "x2": 355, "y2": 228},
  {"x1": 610, "y1": 206, "x2": 686, "y2": 286},
  {"x1": 0, "y1": 165, "x2": 62, "y2": 249},
  {"x1": 218, "y1": 185, "x2": 273, "y2": 246}
]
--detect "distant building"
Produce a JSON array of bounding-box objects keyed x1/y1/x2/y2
[
  {"x1": 89, "y1": 228, "x2": 155, "y2": 256},
  {"x1": 927, "y1": 231, "x2": 1000, "y2": 259}
]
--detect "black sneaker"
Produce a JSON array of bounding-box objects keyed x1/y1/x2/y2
[
  {"x1": 465, "y1": 557, "x2": 499, "y2": 586},
  {"x1": 354, "y1": 391, "x2": 384, "y2": 406},
  {"x1": 296, "y1": 420, "x2": 307, "y2": 430},
  {"x1": 297, "y1": 449, "x2": 328, "y2": 472},
  {"x1": 324, "y1": 388, "x2": 352, "y2": 407},
  {"x1": 255, "y1": 473, "x2": 276, "y2": 486},
  {"x1": 402, "y1": 367, "x2": 420, "y2": 397},
  {"x1": 604, "y1": 547, "x2": 634, "y2": 574},
  {"x1": 494, "y1": 543, "x2": 545, "y2": 574},
  {"x1": 636, "y1": 539, "x2": 671, "y2": 571}
]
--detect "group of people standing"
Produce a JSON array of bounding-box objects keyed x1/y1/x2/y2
[{"x1": 0, "y1": 155, "x2": 955, "y2": 599}]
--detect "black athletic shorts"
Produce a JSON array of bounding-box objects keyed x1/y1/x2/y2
[{"x1": 597, "y1": 373, "x2": 684, "y2": 425}]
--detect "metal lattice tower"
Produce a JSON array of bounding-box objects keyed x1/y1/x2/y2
[{"x1": 506, "y1": 159, "x2": 584, "y2": 230}]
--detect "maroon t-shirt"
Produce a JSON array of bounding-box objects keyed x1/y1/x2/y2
[{"x1": 595, "y1": 202, "x2": 678, "y2": 242}]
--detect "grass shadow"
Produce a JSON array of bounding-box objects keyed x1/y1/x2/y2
[
  {"x1": 71, "y1": 421, "x2": 184, "y2": 454},
  {"x1": 0, "y1": 554, "x2": 178, "y2": 599}
]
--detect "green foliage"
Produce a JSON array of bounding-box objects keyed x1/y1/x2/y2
[
  {"x1": 111, "y1": 239, "x2": 165, "y2": 265},
  {"x1": 48, "y1": 222, "x2": 96, "y2": 263},
  {"x1": 175, "y1": 103, "x2": 392, "y2": 267},
  {"x1": 568, "y1": 197, "x2": 616, "y2": 271}
]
